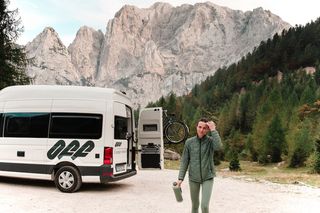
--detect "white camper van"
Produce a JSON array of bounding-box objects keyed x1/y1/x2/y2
[{"x1": 0, "y1": 85, "x2": 138, "y2": 192}]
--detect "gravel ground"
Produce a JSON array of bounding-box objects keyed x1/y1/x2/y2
[{"x1": 0, "y1": 169, "x2": 319, "y2": 213}]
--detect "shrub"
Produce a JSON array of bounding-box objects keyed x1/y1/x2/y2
[{"x1": 229, "y1": 149, "x2": 241, "y2": 171}]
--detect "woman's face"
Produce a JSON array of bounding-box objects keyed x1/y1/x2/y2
[{"x1": 197, "y1": 121, "x2": 209, "y2": 138}]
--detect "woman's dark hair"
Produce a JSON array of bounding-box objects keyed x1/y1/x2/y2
[
  {"x1": 198, "y1": 117, "x2": 208, "y2": 123},
  {"x1": 196, "y1": 118, "x2": 209, "y2": 127}
]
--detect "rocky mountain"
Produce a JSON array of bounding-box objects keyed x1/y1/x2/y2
[
  {"x1": 25, "y1": 27, "x2": 81, "y2": 85},
  {"x1": 25, "y1": 2, "x2": 291, "y2": 107}
]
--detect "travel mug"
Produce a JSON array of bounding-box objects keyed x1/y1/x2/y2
[{"x1": 172, "y1": 182, "x2": 183, "y2": 202}]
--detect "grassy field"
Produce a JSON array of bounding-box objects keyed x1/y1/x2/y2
[{"x1": 164, "y1": 160, "x2": 320, "y2": 187}]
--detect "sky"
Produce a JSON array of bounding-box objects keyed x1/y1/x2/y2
[{"x1": 9, "y1": 0, "x2": 320, "y2": 46}]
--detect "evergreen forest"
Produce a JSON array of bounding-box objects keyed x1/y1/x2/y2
[{"x1": 148, "y1": 18, "x2": 320, "y2": 172}]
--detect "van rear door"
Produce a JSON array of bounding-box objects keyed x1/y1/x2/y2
[
  {"x1": 137, "y1": 107, "x2": 164, "y2": 169},
  {"x1": 113, "y1": 102, "x2": 133, "y2": 175}
]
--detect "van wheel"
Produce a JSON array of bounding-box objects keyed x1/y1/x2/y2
[{"x1": 54, "y1": 166, "x2": 82, "y2": 193}]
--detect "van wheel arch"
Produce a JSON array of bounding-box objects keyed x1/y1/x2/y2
[{"x1": 52, "y1": 162, "x2": 81, "y2": 176}]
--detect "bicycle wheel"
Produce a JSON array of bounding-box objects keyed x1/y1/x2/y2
[{"x1": 164, "y1": 121, "x2": 189, "y2": 144}]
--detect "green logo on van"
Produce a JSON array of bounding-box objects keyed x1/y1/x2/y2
[{"x1": 47, "y1": 140, "x2": 95, "y2": 160}]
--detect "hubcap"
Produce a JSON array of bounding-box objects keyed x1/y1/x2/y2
[{"x1": 58, "y1": 171, "x2": 75, "y2": 189}]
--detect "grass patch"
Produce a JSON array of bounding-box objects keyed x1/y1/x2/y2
[
  {"x1": 164, "y1": 159, "x2": 180, "y2": 170},
  {"x1": 165, "y1": 160, "x2": 320, "y2": 187}
]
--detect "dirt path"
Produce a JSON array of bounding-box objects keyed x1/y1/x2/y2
[{"x1": 0, "y1": 169, "x2": 319, "y2": 212}]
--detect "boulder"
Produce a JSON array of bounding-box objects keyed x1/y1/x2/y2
[{"x1": 164, "y1": 149, "x2": 181, "y2": 160}]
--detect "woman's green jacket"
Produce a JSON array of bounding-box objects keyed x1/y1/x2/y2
[{"x1": 178, "y1": 131, "x2": 222, "y2": 183}]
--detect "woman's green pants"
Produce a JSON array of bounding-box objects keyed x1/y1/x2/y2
[{"x1": 188, "y1": 179, "x2": 214, "y2": 213}]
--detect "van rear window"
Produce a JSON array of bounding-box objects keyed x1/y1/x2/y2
[
  {"x1": 49, "y1": 113, "x2": 102, "y2": 139},
  {"x1": 143, "y1": 124, "x2": 158, "y2": 131},
  {"x1": 114, "y1": 116, "x2": 128, "y2": 139}
]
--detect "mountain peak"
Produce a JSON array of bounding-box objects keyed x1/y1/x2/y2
[
  {"x1": 43, "y1": 26, "x2": 56, "y2": 33},
  {"x1": 40, "y1": 27, "x2": 64, "y2": 45},
  {"x1": 72, "y1": 26, "x2": 102, "y2": 41},
  {"x1": 150, "y1": 2, "x2": 173, "y2": 9},
  {"x1": 78, "y1": 25, "x2": 95, "y2": 32},
  {"x1": 26, "y1": 26, "x2": 66, "y2": 53},
  {"x1": 253, "y1": 6, "x2": 264, "y2": 12},
  {"x1": 115, "y1": 4, "x2": 141, "y2": 18},
  {"x1": 68, "y1": 25, "x2": 104, "y2": 82}
]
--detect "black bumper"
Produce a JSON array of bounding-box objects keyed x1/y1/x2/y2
[{"x1": 100, "y1": 165, "x2": 137, "y2": 183}]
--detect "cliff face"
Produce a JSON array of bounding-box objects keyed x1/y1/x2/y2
[
  {"x1": 68, "y1": 26, "x2": 104, "y2": 85},
  {"x1": 25, "y1": 27, "x2": 80, "y2": 85},
  {"x1": 25, "y1": 2, "x2": 291, "y2": 107}
]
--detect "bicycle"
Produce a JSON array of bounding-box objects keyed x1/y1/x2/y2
[{"x1": 163, "y1": 110, "x2": 189, "y2": 144}]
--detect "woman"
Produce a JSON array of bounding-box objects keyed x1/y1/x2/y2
[{"x1": 177, "y1": 118, "x2": 222, "y2": 213}]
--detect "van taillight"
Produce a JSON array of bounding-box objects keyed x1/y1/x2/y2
[{"x1": 104, "y1": 147, "x2": 113, "y2": 165}]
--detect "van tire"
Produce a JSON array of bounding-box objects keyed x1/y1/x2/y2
[{"x1": 54, "y1": 166, "x2": 82, "y2": 193}]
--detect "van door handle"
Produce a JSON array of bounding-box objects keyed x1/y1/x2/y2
[{"x1": 17, "y1": 151, "x2": 25, "y2": 157}]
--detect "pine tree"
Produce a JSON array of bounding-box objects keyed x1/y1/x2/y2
[
  {"x1": 158, "y1": 96, "x2": 166, "y2": 107},
  {"x1": 315, "y1": 65, "x2": 320, "y2": 85},
  {"x1": 287, "y1": 90, "x2": 299, "y2": 107},
  {"x1": 289, "y1": 126, "x2": 313, "y2": 167},
  {"x1": 300, "y1": 85, "x2": 316, "y2": 104},
  {"x1": 245, "y1": 134, "x2": 258, "y2": 161},
  {"x1": 261, "y1": 114, "x2": 285, "y2": 163},
  {"x1": 0, "y1": 0, "x2": 30, "y2": 88},
  {"x1": 314, "y1": 139, "x2": 320, "y2": 173},
  {"x1": 229, "y1": 149, "x2": 241, "y2": 171},
  {"x1": 167, "y1": 92, "x2": 177, "y2": 113},
  {"x1": 239, "y1": 93, "x2": 250, "y2": 133},
  {"x1": 218, "y1": 94, "x2": 239, "y2": 137}
]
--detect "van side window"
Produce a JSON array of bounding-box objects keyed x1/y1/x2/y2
[
  {"x1": 0, "y1": 113, "x2": 3, "y2": 137},
  {"x1": 49, "y1": 113, "x2": 102, "y2": 139},
  {"x1": 114, "y1": 116, "x2": 128, "y2": 139},
  {"x1": 4, "y1": 113, "x2": 50, "y2": 138}
]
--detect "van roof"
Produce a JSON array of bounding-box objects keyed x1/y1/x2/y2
[{"x1": 0, "y1": 85, "x2": 130, "y2": 102}]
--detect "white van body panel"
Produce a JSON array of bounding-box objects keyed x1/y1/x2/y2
[{"x1": 4, "y1": 100, "x2": 52, "y2": 112}]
